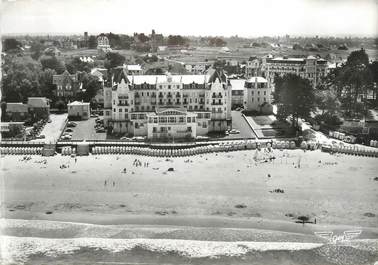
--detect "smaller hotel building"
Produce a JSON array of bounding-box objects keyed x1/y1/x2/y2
[
  {"x1": 265, "y1": 56, "x2": 328, "y2": 88},
  {"x1": 243, "y1": 77, "x2": 273, "y2": 113}
]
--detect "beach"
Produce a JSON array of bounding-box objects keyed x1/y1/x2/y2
[{"x1": 1, "y1": 149, "x2": 378, "y2": 264}]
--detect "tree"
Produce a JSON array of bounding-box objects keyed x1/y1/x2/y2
[
  {"x1": 104, "y1": 52, "x2": 125, "y2": 69},
  {"x1": 274, "y1": 74, "x2": 315, "y2": 129},
  {"x1": 81, "y1": 74, "x2": 102, "y2": 102},
  {"x1": 167, "y1": 35, "x2": 187, "y2": 46},
  {"x1": 338, "y1": 49, "x2": 373, "y2": 118},
  {"x1": 208, "y1": 37, "x2": 227, "y2": 47},
  {"x1": 369, "y1": 61, "x2": 378, "y2": 107},
  {"x1": 65, "y1": 57, "x2": 93, "y2": 73},
  {"x1": 88, "y1": 35, "x2": 97, "y2": 49},
  {"x1": 40, "y1": 55, "x2": 66, "y2": 74},
  {"x1": 39, "y1": 68, "x2": 57, "y2": 99},
  {"x1": 55, "y1": 99, "x2": 66, "y2": 112},
  {"x1": 3, "y1": 38, "x2": 22, "y2": 52},
  {"x1": 1, "y1": 56, "x2": 42, "y2": 102},
  {"x1": 315, "y1": 89, "x2": 341, "y2": 115},
  {"x1": 30, "y1": 41, "x2": 43, "y2": 60}
]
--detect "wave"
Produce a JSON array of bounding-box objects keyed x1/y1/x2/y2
[{"x1": 2, "y1": 236, "x2": 378, "y2": 265}]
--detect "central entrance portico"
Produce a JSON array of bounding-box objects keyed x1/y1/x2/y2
[{"x1": 147, "y1": 108, "x2": 197, "y2": 140}]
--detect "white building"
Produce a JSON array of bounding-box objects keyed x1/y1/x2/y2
[
  {"x1": 123, "y1": 64, "x2": 144, "y2": 75},
  {"x1": 230, "y1": 79, "x2": 245, "y2": 108},
  {"x1": 68, "y1": 101, "x2": 90, "y2": 120},
  {"x1": 245, "y1": 58, "x2": 261, "y2": 78},
  {"x1": 103, "y1": 68, "x2": 232, "y2": 139},
  {"x1": 265, "y1": 56, "x2": 328, "y2": 88},
  {"x1": 97, "y1": 35, "x2": 112, "y2": 53},
  {"x1": 184, "y1": 62, "x2": 211, "y2": 74},
  {"x1": 243, "y1": 77, "x2": 273, "y2": 114}
]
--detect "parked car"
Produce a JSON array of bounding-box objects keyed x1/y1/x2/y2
[
  {"x1": 67, "y1": 122, "x2": 77, "y2": 127},
  {"x1": 65, "y1": 128, "x2": 73, "y2": 132},
  {"x1": 132, "y1": 136, "x2": 145, "y2": 141},
  {"x1": 96, "y1": 128, "x2": 105, "y2": 133},
  {"x1": 36, "y1": 135, "x2": 45, "y2": 139},
  {"x1": 62, "y1": 132, "x2": 72, "y2": 137},
  {"x1": 229, "y1": 129, "x2": 240, "y2": 134},
  {"x1": 61, "y1": 135, "x2": 72, "y2": 140},
  {"x1": 120, "y1": 136, "x2": 132, "y2": 140}
]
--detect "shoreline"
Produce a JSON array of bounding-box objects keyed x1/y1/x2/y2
[{"x1": 2, "y1": 215, "x2": 378, "y2": 241}]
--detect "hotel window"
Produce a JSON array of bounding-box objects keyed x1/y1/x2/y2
[
  {"x1": 153, "y1": 127, "x2": 157, "y2": 133},
  {"x1": 187, "y1": 117, "x2": 191, "y2": 123},
  {"x1": 179, "y1": 117, "x2": 184, "y2": 123},
  {"x1": 154, "y1": 118, "x2": 158, "y2": 123},
  {"x1": 169, "y1": 117, "x2": 175, "y2": 123},
  {"x1": 168, "y1": 85, "x2": 171, "y2": 89},
  {"x1": 189, "y1": 106, "x2": 192, "y2": 110},
  {"x1": 258, "y1": 91, "x2": 260, "y2": 95},
  {"x1": 264, "y1": 97, "x2": 266, "y2": 102},
  {"x1": 147, "y1": 92, "x2": 149, "y2": 96},
  {"x1": 264, "y1": 91, "x2": 266, "y2": 95},
  {"x1": 119, "y1": 108, "x2": 122, "y2": 112},
  {"x1": 258, "y1": 98, "x2": 260, "y2": 102},
  {"x1": 125, "y1": 113, "x2": 128, "y2": 119},
  {"x1": 106, "y1": 111, "x2": 110, "y2": 115},
  {"x1": 113, "y1": 108, "x2": 116, "y2": 112}
]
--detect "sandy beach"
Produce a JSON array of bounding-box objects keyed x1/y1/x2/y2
[{"x1": 1, "y1": 149, "x2": 378, "y2": 264}]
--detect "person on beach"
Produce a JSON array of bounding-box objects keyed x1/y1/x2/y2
[
  {"x1": 104, "y1": 180, "x2": 107, "y2": 187},
  {"x1": 113, "y1": 181, "x2": 115, "y2": 187}
]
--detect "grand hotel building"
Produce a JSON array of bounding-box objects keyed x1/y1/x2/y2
[
  {"x1": 103, "y1": 67, "x2": 232, "y2": 139},
  {"x1": 265, "y1": 56, "x2": 328, "y2": 88}
]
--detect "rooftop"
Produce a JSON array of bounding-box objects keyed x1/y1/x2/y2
[
  {"x1": 6, "y1": 103, "x2": 28, "y2": 113},
  {"x1": 246, "y1": 76, "x2": 268, "y2": 83},
  {"x1": 230, "y1": 79, "x2": 246, "y2": 91},
  {"x1": 67, "y1": 101, "x2": 90, "y2": 106},
  {"x1": 27, "y1": 97, "x2": 50, "y2": 108}
]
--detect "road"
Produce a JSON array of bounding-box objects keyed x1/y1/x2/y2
[{"x1": 38, "y1": 113, "x2": 67, "y2": 143}]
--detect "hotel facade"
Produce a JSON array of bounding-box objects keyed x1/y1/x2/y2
[
  {"x1": 103, "y1": 68, "x2": 232, "y2": 139},
  {"x1": 265, "y1": 56, "x2": 328, "y2": 88}
]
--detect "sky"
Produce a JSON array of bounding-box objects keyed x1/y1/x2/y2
[{"x1": 1, "y1": 0, "x2": 377, "y2": 37}]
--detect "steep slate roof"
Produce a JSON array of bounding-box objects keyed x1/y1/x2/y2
[{"x1": 207, "y1": 69, "x2": 227, "y2": 83}]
